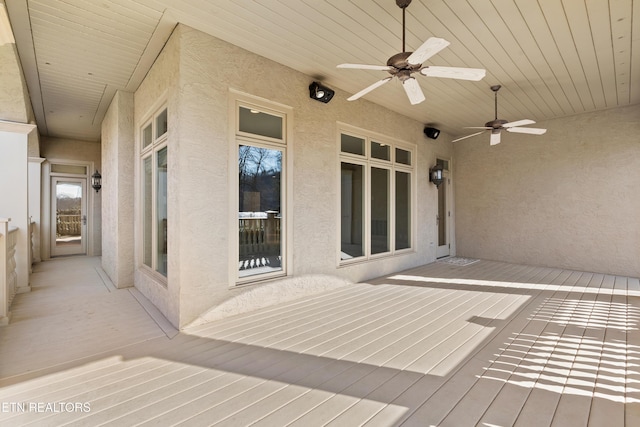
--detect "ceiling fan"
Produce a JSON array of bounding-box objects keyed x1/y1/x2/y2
[
  {"x1": 452, "y1": 85, "x2": 547, "y2": 145},
  {"x1": 337, "y1": 0, "x2": 486, "y2": 105}
]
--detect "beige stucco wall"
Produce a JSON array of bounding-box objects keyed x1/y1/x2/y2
[
  {"x1": 454, "y1": 104, "x2": 640, "y2": 277},
  {"x1": 132, "y1": 25, "x2": 447, "y2": 328},
  {"x1": 132, "y1": 26, "x2": 181, "y2": 326},
  {"x1": 101, "y1": 91, "x2": 134, "y2": 288},
  {"x1": 0, "y1": 13, "x2": 40, "y2": 156},
  {"x1": 0, "y1": 42, "x2": 31, "y2": 124}
]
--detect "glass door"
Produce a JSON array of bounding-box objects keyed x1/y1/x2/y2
[
  {"x1": 51, "y1": 177, "x2": 87, "y2": 256},
  {"x1": 436, "y1": 168, "x2": 451, "y2": 259}
]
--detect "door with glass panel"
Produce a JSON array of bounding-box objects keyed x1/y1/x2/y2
[
  {"x1": 51, "y1": 177, "x2": 87, "y2": 256},
  {"x1": 436, "y1": 166, "x2": 451, "y2": 258}
]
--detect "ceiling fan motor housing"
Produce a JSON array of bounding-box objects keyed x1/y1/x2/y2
[
  {"x1": 386, "y1": 52, "x2": 421, "y2": 81},
  {"x1": 485, "y1": 119, "x2": 508, "y2": 129}
]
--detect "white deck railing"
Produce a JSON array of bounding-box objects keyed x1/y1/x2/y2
[{"x1": 0, "y1": 218, "x2": 18, "y2": 325}]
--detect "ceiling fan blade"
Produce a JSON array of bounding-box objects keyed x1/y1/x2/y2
[
  {"x1": 464, "y1": 126, "x2": 492, "y2": 129},
  {"x1": 451, "y1": 131, "x2": 486, "y2": 142},
  {"x1": 337, "y1": 63, "x2": 394, "y2": 71},
  {"x1": 505, "y1": 127, "x2": 547, "y2": 135},
  {"x1": 347, "y1": 77, "x2": 393, "y2": 101},
  {"x1": 402, "y1": 77, "x2": 426, "y2": 105},
  {"x1": 490, "y1": 132, "x2": 501, "y2": 145},
  {"x1": 406, "y1": 37, "x2": 450, "y2": 65},
  {"x1": 420, "y1": 66, "x2": 486, "y2": 81},
  {"x1": 503, "y1": 119, "x2": 535, "y2": 128}
]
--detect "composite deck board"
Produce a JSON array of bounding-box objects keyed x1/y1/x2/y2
[
  {"x1": 191, "y1": 283, "x2": 383, "y2": 339},
  {"x1": 0, "y1": 257, "x2": 638, "y2": 426},
  {"x1": 489, "y1": 271, "x2": 601, "y2": 427},
  {"x1": 473, "y1": 272, "x2": 604, "y2": 427},
  {"x1": 204, "y1": 286, "x2": 404, "y2": 350},
  {"x1": 586, "y1": 278, "x2": 628, "y2": 427},
  {"x1": 364, "y1": 273, "x2": 564, "y2": 424},
  {"x1": 520, "y1": 276, "x2": 610, "y2": 425},
  {"x1": 468, "y1": 268, "x2": 576, "y2": 426},
  {"x1": 519, "y1": 273, "x2": 615, "y2": 426},
  {"x1": 625, "y1": 276, "x2": 640, "y2": 426},
  {"x1": 549, "y1": 274, "x2": 610, "y2": 427},
  {"x1": 364, "y1": 268, "x2": 565, "y2": 426},
  {"x1": 247, "y1": 286, "x2": 427, "y2": 352},
  {"x1": 401, "y1": 269, "x2": 597, "y2": 426}
]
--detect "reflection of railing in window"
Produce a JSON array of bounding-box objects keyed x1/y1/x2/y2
[
  {"x1": 239, "y1": 212, "x2": 280, "y2": 259},
  {"x1": 56, "y1": 211, "x2": 81, "y2": 236},
  {"x1": 161, "y1": 218, "x2": 167, "y2": 254},
  {"x1": 238, "y1": 211, "x2": 281, "y2": 269}
]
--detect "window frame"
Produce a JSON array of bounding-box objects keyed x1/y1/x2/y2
[
  {"x1": 229, "y1": 91, "x2": 293, "y2": 286},
  {"x1": 138, "y1": 104, "x2": 169, "y2": 281},
  {"x1": 338, "y1": 124, "x2": 416, "y2": 266}
]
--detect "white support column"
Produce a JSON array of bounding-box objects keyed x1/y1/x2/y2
[
  {"x1": 0, "y1": 218, "x2": 8, "y2": 324},
  {"x1": 0, "y1": 120, "x2": 37, "y2": 295},
  {"x1": 28, "y1": 157, "x2": 45, "y2": 263},
  {"x1": 0, "y1": 220, "x2": 19, "y2": 325}
]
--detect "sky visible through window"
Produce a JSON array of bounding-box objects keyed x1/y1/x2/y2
[{"x1": 57, "y1": 183, "x2": 82, "y2": 199}]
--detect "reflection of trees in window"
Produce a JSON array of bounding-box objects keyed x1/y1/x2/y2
[
  {"x1": 238, "y1": 144, "x2": 284, "y2": 278},
  {"x1": 239, "y1": 145, "x2": 281, "y2": 212}
]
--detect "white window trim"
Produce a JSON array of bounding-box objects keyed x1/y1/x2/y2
[
  {"x1": 137, "y1": 103, "x2": 169, "y2": 284},
  {"x1": 228, "y1": 90, "x2": 294, "y2": 287},
  {"x1": 337, "y1": 123, "x2": 416, "y2": 266}
]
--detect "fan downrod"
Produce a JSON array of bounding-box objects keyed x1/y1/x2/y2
[
  {"x1": 396, "y1": 0, "x2": 413, "y2": 54},
  {"x1": 487, "y1": 84, "x2": 505, "y2": 127}
]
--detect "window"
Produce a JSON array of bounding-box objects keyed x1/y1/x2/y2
[
  {"x1": 340, "y1": 127, "x2": 414, "y2": 263},
  {"x1": 395, "y1": 171, "x2": 411, "y2": 250},
  {"x1": 140, "y1": 106, "x2": 168, "y2": 277},
  {"x1": 340, "y1": 163, "x2": 364, "y2": 258},
  {"x1": 235, "y1": 100, "x2": 288, "y2": 282},
  {"x1": 50, "y1": 164, "x2": 88, "y2": 175}
]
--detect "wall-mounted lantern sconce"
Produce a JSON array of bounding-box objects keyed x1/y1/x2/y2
[
  {"x1": 429, "y1": 164, "x2": 444, "y2": 188},
  {"x1": 91, "y1": 170, "x2": 102, "y2": 192},
  {"x1": 309, "y1": 81, "x2": 335, "y2": 103}
]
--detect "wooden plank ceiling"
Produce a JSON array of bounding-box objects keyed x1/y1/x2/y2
[{"x1": 6, "y1": 0, "x2": 639, "y2": 142}]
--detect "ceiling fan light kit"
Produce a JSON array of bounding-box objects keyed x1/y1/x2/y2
[
  {"x1": 337, "y1": 0, "x2": 486, "y2": 105},
  {"x1": 452, "y1": 84, "x2": 547, "y2": 145}
]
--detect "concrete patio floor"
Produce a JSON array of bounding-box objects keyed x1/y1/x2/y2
[{"x1": 1, "y1": 256, "x2": 639, "y2": 426}]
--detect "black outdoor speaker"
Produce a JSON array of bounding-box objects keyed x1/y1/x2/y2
[
  {"x1": 309, "y1": 82, "x2": 335, "y2": 103},
  {"x1": 424, "y1": 127, "x2": 440, "y2": 139}
]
